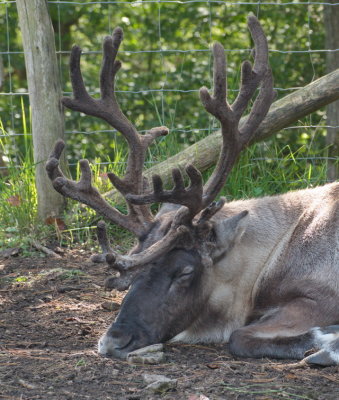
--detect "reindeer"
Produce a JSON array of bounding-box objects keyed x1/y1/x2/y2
[{"x1": 46, "y1": 15, "x2": 339, "y2": 366}]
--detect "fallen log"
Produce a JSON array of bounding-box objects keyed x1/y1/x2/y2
[{"x1": 106, "y1": 68, "x2": 339, "y2": 202}]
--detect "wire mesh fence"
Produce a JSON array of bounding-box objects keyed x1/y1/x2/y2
[{"x1": 0, "y1": 0, "x2": 338, "y2": 183}]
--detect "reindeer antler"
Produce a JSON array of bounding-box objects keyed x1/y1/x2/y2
[
  {"x1": 46, "y1": 28, "x2": 169, "y2": 239},
  {"x1": 125, "y1": 165, "x2": 204, "y2": 218},
  {"x1": 127, "y1": 14, "x2": 275, "y2": 213},
  {"x1": 113, "y1": 15, "x2": 275, "y2": 288},
  {"x1": 104, "y1": 207, "x2": 193, "y2": 290},
  {"x1": 47, "y1": 16, "x2": 275, "y2": 291},
  {"x1": 200, "y1": 15, "x2": 275, "y2": 206}
]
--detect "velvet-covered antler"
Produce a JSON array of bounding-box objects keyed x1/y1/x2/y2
[
  {"x1": 47, "y1": 15, "x2": 275, "y2": 291},
  {"x1": 46, "y1": 28, "x2": 168, "y2": 239},
  {"x1": 128, "y1": 14, "x2": 275, "y2": 211}
]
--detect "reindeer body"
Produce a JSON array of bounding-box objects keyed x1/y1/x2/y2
[
  {"x1": 172, "y1": 182, "x2": 339, "y2": 360},
  {"x1": 46, "y1": 15, "x2": 339, "y2": 365}
]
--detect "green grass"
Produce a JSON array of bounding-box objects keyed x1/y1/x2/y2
[
  {"x1": 218, "y1": 141, "x2": 331, "y2": 200},
  {"x1": 0, "y1": 112, "x2": 41, "y2": 253}
]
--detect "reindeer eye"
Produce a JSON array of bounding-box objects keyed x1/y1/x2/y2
[
  {"x1": 176, "y1": 265, "x2": 194, "y2": 281},
  {"x1": 171, "y1": 265, "x2": 195, "y2": 289}
]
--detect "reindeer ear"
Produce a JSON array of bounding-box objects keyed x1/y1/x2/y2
[{"x1": 211, "y1": 210, "x2": 249, "y2": 259}]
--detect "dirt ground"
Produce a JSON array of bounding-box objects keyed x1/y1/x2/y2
[{"x1": 1, "y1": 249, "x2": 338, "y2": 400}]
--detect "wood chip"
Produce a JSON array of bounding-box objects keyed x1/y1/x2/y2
[{"x1": 18, "y1": 378, "x2": 37, "y2": 390}]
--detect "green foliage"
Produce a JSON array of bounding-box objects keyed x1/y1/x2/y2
[
  {"x1": 0, "y1": 1, "x2": 329, "y2": 164},
  {"x1": 59, "y1": 269, "x2": 85, "y2": 280},
  {"x1": 75, "y1": 359, "x2": 86, "y2": 367},
  {"x1": 0, "y1": 113, "x2": 39, "y2": 249},
  {"x1": 14, "y1": 275, "x2": 28, "y2": 282}
]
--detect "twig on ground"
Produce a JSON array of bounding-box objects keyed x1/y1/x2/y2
[
  {"x1": 31, "y1": 240, "x2": 61, "y2": 258},
  {"x1": 273, "y1": 360, "x2": 308, "y2": 370}
]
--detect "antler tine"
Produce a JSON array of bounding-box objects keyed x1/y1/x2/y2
[
  {"x1": 199, "y1": 41, "x2": 241, "y2": 207},
  {"x1": 100, "y1": 29, "x2": 122, "y2": 101},
  {"x1": 107, "y1": 125, "x2": 169, "y2": 198},
  {"x1": 107, "y1": 225, "x2": 190, "y2": 272},
  {"x1": 90, "y1": 221, "x2": 114, "y2": 263},
  {"x1": 196, "y1": 197, "x2": 226, "y2": 225},
  {"x1": 61, "y1": 27, "x2": 169, "y2": 197},
  {"x1": 201, "y1": 14, "x2": 275, "y2": 208},
  {"x1": 240, "y1": 67, "x2": 275, "y2": 142},
  {"x1": 125, "y1": 164, "x2": 204, "y2": 217},
  {"x1": 61, "y1": 28, "x2": 132, "y2": 134},
  {"x1": 46, "y1": 140, "x2": 147, "y2": 237},
  {"x1": 46, "y1": 139, "x2": 66, "y2": 182},
  {"x1": 232, "y1": 14, "x2": 270, "y2": 121},
  {"x1": 236, "y1": 15, "x2": 276, "y2": 143},
  {"x1": 104, "y1": 207, "x2": 193, "y2": 291},
  {"x1": 200, "y1": 42, "x2": 231, "y2": 126}
]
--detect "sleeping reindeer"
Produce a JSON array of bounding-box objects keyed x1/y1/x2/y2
[{"x1": 46, "y1": 15, "x2": 339, "y2": 366}]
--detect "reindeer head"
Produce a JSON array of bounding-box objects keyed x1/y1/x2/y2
[{"x1": 46, "y1": 15, "x2": 275, "y2": 358}]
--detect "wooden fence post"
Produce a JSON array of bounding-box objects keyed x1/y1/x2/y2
[
  {"x1": 16, "y1": 0, "x2": 66, "y2": 220},
  {"x1": 324, "y1": 1, "x2": 339, "y2": 181}
]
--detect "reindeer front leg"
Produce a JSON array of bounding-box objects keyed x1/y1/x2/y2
[{"x1": 228, "y1": 298, "x2": 327, "y2": 360}]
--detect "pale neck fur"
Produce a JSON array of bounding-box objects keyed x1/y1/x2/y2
[{"x1": 173, "y1": 184, "x2": 331, "y2": 344}]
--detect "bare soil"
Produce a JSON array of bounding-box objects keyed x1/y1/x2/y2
[{"x1": 1, "y1": 249, "x2": 338, "y2": 400}]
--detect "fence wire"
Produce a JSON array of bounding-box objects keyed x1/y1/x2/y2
[{"x1": 0, "y1": 0, "x2": 338, "y2": 182}]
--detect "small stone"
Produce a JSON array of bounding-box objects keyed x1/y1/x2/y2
[
  {"x1": 0, "y1": 247, "x2": 20, "y2": 258},
  {"x1": 143, "y1": 374, "x2": 169, "y2": 384},
  {"x1": 142, "y1": 374, "x2": 177, "y2": 394},
  {"x1": 101, "y1": 301, "x2": 120, "y2": 311}
]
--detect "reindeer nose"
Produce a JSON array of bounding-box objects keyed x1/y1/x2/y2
[{"x1": 109, "y1": 324, "x2": 133, "y2": 350}]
